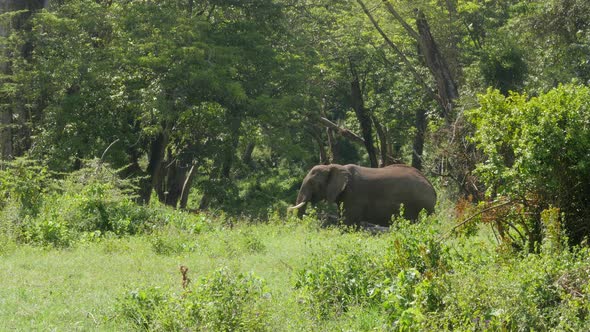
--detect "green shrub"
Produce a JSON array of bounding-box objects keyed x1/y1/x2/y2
[
  {"x1": 384, "y1": 219, "x2": 448, "y2": 276},
  {"x1": 0, "y1": 158, "x2": 52, "y2": 218},
  {"x1": 149, "y1": 225, "x2": 200, "y2": 255},
  {"x1": 379, "y1": 219, "x2": 447, "y2": 328},
  {"x1": 467, "y1": 84, "x2": 590, "y2": 246},
  {"x1": 118, "y1": 267, "x2": 271, "y2": 331},
  {"x1": 118, "y1": 286, "x2": 167, "y2": 330},
  {"x1": 294, "y1": 218, "x2": 447, "y2": 323},
  {"x1": 17, "y1": 165, "x2": 151, "y2": 247},
  {"x1": 294, "y1": 242, "x2": 385, "y2": 319},
  {"x1": 22, "y1": 216, "x2": 73, "y2": 248},
  {"x1": 0, "y1": 159, "x2": 196, "y2": 247}
]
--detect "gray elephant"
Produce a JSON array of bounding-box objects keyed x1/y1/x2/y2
[{"x1": 289, "y1": 164, "x2": 436, "y2": 227}]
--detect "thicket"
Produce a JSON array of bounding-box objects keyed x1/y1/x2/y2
[
  {"x1": 0, "y1": 158, "x2": 209, "y2": 248},
  {"x1": 468, "y1": 84, "x2": 590, "y2": 248},
  {"x1": 0, "y1": 159, "x2": 589, "y2": 330}
]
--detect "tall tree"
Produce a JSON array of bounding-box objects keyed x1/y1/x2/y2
[{"x1": 0, "y1": 0, "x2": 47, "y2": 161}]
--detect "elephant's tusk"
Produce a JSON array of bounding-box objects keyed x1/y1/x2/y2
[{"x1": 288, "y1": 202, "x2": 306, "y2": 210}]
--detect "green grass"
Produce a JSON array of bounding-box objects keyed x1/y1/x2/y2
[
  {"x1": 1, "y1": 209, "x2": 589, "y2": 331},
  {"x1": 0, "y1": 220, "x2": 390, "y2": 331}
]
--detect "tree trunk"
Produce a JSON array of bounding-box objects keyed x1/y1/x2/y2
[
  {"x1": 146, "y1": 129, "x2": 169, "y2": 204},
  {"x1": 415, "y1": 9, "x2": 458, "y2": 118},
  {"x1": 412, "y1": 108, "x2": 427, "y2": 171},
  {"x1": 350, "y1": 66, "x2": 378, "y2": 168},
  {"x1": 221, "y1": 113, "x2": 241, "y2": 178},
  {"x1": 188, "y1": 0, "x2": 193, "y2": 15},
  {"x1": 358, "y1": 0, "x2": 458, "y2": 119},
  {"x1": 199, "y1": 109, "x2": 242, "y2": 209},
  {"x1": 0, "y1": 0, "x2": 48, "y2": 161},
  {"x1": 0, "y1": 0, "x2": 18, "y2": 161},
  {"x1": 371, "y1": 115, "x2": 392, "y2": 167},
  {"x1": 179, "y1": 162, "x2": 196, "y2": 210},
  {"x1": 241, "y1": 142, "x2": 255, "y2": 169},
  {"x1": 326, "y1": 128, "x2": 338, "y2": 163},
  {"x1": 309, "y1": 127, "x2": 329, "y2": 165},
  {"x1": 162, "y1": 158, "x2": 187, "y2": 208}
]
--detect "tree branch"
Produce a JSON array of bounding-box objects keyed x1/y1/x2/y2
[
  {"x1": 318, "y1": 117, "x2": 365, "y2": 146},
  {"x1": 439, "y1": 200, "x2": 514, "y2": 241},
  {"x1": 381, "y1": 0, "x2": 420, "y2": 40}
]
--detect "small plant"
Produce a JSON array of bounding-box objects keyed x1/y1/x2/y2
[
  {"x1": 294, "y1": 242, "x2": 385, "y2": 319},
  {"x1": 118, "y1": 267, "x2": 271, "y2": 331},
  {"x1": 119, "y1": 286, "x2": 167, "y2": 330},
  {"x1": 23, "y1": 216, "x2": 73, "y2": 248},
  {"x1": 240, "y1": 230, "x2": 266, "y2": 254}
]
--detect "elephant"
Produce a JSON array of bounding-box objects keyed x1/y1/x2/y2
[{"x1": 288, "y1": 164, "x2": 436, "y2": 227}]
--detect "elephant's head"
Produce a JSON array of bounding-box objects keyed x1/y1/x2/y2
[{"x1": 289, "y1": 164, "x2": 351, "y2": 217}]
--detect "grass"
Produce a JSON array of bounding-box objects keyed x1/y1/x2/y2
[
  {"x1": 1, "y1": 205, "x2": 589, "y2": 331},
  {"x1": 0, "y1": 219, "x2": 391, "y2": 331}
]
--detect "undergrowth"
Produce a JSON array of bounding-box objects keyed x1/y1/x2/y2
[
  {"x1": 1, "y1": 160, "x2": 590, "y2": 330},
  {"x1": 118, "y1": 267, "x2": 271, "y2": 331}
]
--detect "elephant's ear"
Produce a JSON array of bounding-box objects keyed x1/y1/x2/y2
[{"x1": 326, "y1": 166, "x2": 350, "y2": 203}]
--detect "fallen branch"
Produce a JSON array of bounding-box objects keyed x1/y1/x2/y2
[
  {"x1": 439, "y1": 200, "x2": 513, "y2": 241},
  {"x1": 318, "y1": 117, "x2": 365, "y2": 145},
  {"x1": 96, "y1": 138, "x2": 120, "y2": 173}
]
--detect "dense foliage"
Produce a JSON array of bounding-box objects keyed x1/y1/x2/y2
[
  {"x1": 2, "y1": 0, "x2": 590, "y2": 219},
  {"x1": 469, "y1": 84, "x2": 590, "y2": 247},
  {"x1": 0, "y1": 162, "x2": 587, "y2": 330}
]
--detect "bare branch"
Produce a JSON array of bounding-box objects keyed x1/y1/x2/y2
[
  {"x1": 318, "y1": 117, "x2": 365, "y2": 145},
  {"x1": 439, "y1": 200, "x2": 514, "y2": 241}
]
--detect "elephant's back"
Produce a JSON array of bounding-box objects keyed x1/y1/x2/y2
[
  {"x1": 348, "y1": 164, "x2": 437, "y2": 205},
  {"x1": 349, "y1": 164, "x2": 432, "y2": 185}
]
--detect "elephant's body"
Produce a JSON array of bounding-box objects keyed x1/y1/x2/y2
[{"x1": 291, "y1": 164, "x2": 436, "y2": 227}]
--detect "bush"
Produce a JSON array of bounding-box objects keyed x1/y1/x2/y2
[
  {"x1": 0, "y1": 158, "x2": 52, "y2": 218},
  {"x1": 468, "y1": 84, "x2": 590, "y2": 246},
  {"x1": 380, "y1": 220, "x2": 447, "y2": 328},
  {"x1": 118, "y1": 267, "x2": 271, "y2": 331},
  {"x1": 0, "y1": 158, "x2": 213, "y2": 247},
  {"x1": 17, "y1": 163, "x2": 151, "y2": 247},
  {"x1": 430, "y1": 247, "x2": 590, "y2": 331},
  {"x1": 294, "y1": 242, "x2": 385, "y2": 319},
  {"x1": 294, "y1": 218, "x2": 447, "y2": 325}
]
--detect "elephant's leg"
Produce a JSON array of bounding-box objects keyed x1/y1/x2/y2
[{"x1": 342, "y1": 203, "x2": 364, "y2": 227}]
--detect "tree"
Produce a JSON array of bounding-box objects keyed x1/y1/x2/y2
[{"x1": 0, "y1": 0, "x2": 47, "y2": 161}]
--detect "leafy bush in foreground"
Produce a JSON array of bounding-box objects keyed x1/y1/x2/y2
[
  {"x1": 468, "y1": 84, "x2": 590, "y2": 246},
  {"x1": 295, "y1": 219, "x2": 447, "y2": 328},
  {"x1": 432, "y1": 247, "x2": 590, "y2": 331},
  {"x1": 0, "y1": 158, "x2": 52, "y2": 218},
  {"x1": 295, "y1": 242, "x2": 385, "y2": 319},
  {"x1": 293, "y1": 217, "x2": 590, "y2": 330},
  {"x1": 119, "y1": 268, "x2": 270, "y2": 331}
]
